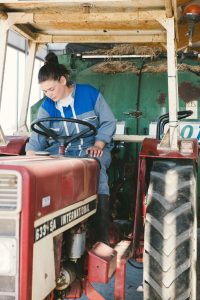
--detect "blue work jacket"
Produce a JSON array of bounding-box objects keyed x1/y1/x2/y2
[{"x1": 26, "y1": 83, "x2": 116, "y2": 153}]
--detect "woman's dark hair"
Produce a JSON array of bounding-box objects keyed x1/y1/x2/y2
[
  {"x1": 38, "y1": 52, "x2": 70, "y2": 85},
  {"x1": 44, "y1": 52, "x2": 59, "y2": 65}
]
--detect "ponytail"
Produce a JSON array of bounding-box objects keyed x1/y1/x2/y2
[{"x1": 38, "y1": 52, "x2": 70, "y2": 86}]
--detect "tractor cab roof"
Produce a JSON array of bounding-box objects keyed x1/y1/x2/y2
[{"x1": 0, "y1": 0, "x2": 199, "y2": 52}]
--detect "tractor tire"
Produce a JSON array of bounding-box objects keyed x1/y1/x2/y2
[{"x1": 144, "y1": 159, "x2": 197, "y2": 300}]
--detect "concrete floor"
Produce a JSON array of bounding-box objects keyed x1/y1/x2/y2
[
  {"x1": 197, "y1": 228, "x2": 200, "y2": 300},
  {"x1": 69, "y1": 229, "x2": 200, "y2": 300}
]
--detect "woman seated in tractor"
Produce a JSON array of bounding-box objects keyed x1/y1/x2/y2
[{"x1": 26, "y1": 52, "x2": 116, "y2": 244}]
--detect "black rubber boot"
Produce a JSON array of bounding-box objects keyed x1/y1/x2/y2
[{"x1": 96, "y1": 194, "x2": 110, "y2": 245}]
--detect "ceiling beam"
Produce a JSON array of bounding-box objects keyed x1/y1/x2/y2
[
  {"x1": 2, "y1": 0, "x2": 164, "y2": 5},
  {"x1": 6, "y1": 12, "x2": 34, "y2": 26},
  {"x1": 12, "y1": 24, "x2": 37, "y2": 41},
  {"x1": 33, "y1": 10, "x2": 166, "y2": 23},
  {"x1": 33, "y1": 21, "x2": 163, "y2": 31},
  {"x1": 39, "y1": 29, "x2": 165, "y2": 35},
  {"x1": 35, "y1": 32, "x2": 166, "y2": 44}
]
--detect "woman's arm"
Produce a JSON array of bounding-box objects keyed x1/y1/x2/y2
[
  {"x1": 25, "y1": 106, "x2": 50, "y2": 154},
  {"x1": 94, "y1": 93, "x2": 116, "y2": 145}
]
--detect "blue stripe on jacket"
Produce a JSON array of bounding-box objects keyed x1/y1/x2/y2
[{"x1": 41, "y1": 84, "x2": 99, "y2": 117}]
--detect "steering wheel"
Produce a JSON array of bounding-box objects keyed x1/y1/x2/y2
[{"x1": 31, "y1": 117, "x2": 97, "y2": 153}]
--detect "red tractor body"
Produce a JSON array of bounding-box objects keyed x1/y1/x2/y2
[{"x1": 0, "y1": 155, "x2": 99, "y2": 299}]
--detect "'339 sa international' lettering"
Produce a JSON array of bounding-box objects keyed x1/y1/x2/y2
[{"x1": 34, "y1": 201, "x2": 96, "y2": 242}]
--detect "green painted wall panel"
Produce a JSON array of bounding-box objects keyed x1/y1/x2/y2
[{"x1": 76, "y1": 68, "x2": 169, "y2": 135}]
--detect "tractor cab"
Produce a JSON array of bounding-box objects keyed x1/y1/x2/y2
[{"x1": 0, "y1": 1, "x2": 199, "y2": 300}]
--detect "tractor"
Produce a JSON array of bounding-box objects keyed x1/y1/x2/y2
[{"x1": 0, "y1": 1, "x2": 198, "y2": 300}]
